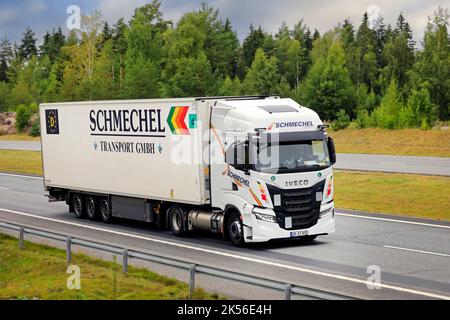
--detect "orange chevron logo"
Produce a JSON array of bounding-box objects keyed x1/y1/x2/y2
[{"x1": 167, "y1": 106, "x2": 190, "y2": 135}]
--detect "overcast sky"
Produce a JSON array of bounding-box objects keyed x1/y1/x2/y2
[{"x1": 0, "y1": 0, "x2": 448, "y2": 46}]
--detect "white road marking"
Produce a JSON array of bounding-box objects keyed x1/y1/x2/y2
[
  {"x1": 336, "y1": 212, "x2": 450, "y2": 230},
  {"x1": 0, "y1": 208, "x2": 449, "y2": 300},
  {"x1": 383, "y1": 245, "x2": 450, "y2": 258},
  {"x1": 0, "y1": 187, "x2": 9, "y2": 190},
  {"x1": 0, "y1": 172, "x2": 42, "y2": 180}
]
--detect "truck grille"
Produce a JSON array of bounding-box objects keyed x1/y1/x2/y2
[{"x1": 267, "y1": 180, "x2": 325, "y2": 230}]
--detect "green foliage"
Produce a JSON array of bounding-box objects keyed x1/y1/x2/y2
[
  {"x1": 242, "y1": 48, "x2": 280, "y2": 95},
  {"x1": 300, "y1": 41, "x2": 356, "y2": 120},
  {"x1": 371, "y1": 78, "x2": 404, "y2": 129},
  {"x1": 409, "y1": 7, "x2": 450, "y2": 120},
  {"x1": 15, "y1": 104, "x2": 31, "y2": 132},
  {"x1": 403, "y1": 87, "x2": 437, "y2": 129},
  {"x1": 331, "y1": 109, "x2": 351, "y2": 130},
  {"x1": 219, "y1": 76, "x2": 241, "y2": 96},
  {"x1": 354, "y1": 109, "x2": 372, "y2": 128},
  {"x1": 0, "y1": 81, "x2": 9, "y2": 111},
  {"x1": 165, "y1": 53, "x2": 217, "y2": 97},
  {"x1": 30, "y1": 117, "x2": 40, "y2": 137}
]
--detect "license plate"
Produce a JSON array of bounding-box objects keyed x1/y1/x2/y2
[{"x1": 290, "y1": 230, "x2": 308, "y2": 237}]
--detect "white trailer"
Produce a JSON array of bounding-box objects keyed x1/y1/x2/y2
[{"x1": 40, "y1": 96, "x2": 336, "y2": 246}]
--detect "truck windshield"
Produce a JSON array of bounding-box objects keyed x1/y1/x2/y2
[{"x1": 255, "y1": 140, "x2": 331, "y2": 173}]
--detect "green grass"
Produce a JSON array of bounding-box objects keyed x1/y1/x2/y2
[
  {"x1": 0, "y1": 134, "x2": 40, "y2": 141},
  {"x1": 0, "y1": 150, "x2": 42, "y2": 175},
  {"x1": 334, "y1": 170, "x2": 450, "y2": 221},
  {"x1": 0, "y1": 233, "x2": 222, "y2": 300},
  {"x1": 329, "y1": 128, "x2": 450, "y2": 157}
]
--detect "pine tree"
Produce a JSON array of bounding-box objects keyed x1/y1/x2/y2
[
  {"x1": 409, "y1": 7, "x2": 449, "y2": 120},
  {"x1": 18, "y1": 27, "x2": 37, "y2": 61},
  {"x1": 238, "y1": 25, "x2": 266, "y2": 78},
  {"x1": 112, "y1": 18, "x2": 128, "y2": 95},
  {"x1": 0, "y1": 37, "x2": 13, "y2": 82}
]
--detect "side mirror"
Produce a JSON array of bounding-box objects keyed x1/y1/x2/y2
[{"x1": 327, "y1": 137, "x2": 336, "y2": 165}]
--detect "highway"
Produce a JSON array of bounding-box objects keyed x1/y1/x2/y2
[
  {"x1": 0, "y1": 172, "x2": 449, "y2": 300},
  {"x1": 1, "y1": 140, "x2": 449, "y2": 176}
]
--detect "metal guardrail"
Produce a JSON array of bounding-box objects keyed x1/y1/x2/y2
[{"x1": 0, "y1": 220, "x2": 354, "y2": 300}]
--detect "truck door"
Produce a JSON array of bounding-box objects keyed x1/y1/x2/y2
[{"x1": 209, "y1": 105, "x2": 233, "y2": 209}]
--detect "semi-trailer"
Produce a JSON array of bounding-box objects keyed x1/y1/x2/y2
[{"x1": 40, "y1": 96, "x2": 336, "y2": 246}]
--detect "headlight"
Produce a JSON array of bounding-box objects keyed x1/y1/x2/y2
[
  {"x1": 253, "y1": 208, "x2": 277, "y2": 223},
  {"x1": 320, "y1": 207, "x2": 334, "y2": 219}
]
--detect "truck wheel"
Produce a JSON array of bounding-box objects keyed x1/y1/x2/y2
[
  {"x1": 86, "y1": 196, "x2": 98, "y2": 221},
  {"x1": 227, "y1": 212, "x2": 244, "y2": 247},
  {"x1": 99, "y1": 198, "x2": 113, "y2": 223},
  {"x1": 168, "y1": 205, "x2": 186, "y2": 237},
  {"x1": 72, "y1": 194, "x2": 85, "y2": 219}
]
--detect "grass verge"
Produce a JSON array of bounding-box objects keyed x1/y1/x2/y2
[
  {"x1": 0, "y1": 233, "x2": 222, "y2": 300},
  {"x1": 329, "y1": 128, "x2": 450, "y2": 157},
  {"x1": 0, "y1": 150, "x2": 42, "y2": 175},
  {"x1": 0, "y1": 134, "x2": 40, "y2": 141},
  {"x1": 334, "y1": 170, "x2": 450, "y2": 221}
]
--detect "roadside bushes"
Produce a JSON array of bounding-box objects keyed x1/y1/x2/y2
[
  {"x1": 15, "y1": 104, "x2": 32, "y2": 132},
  {"x1": 13, "y1": 102, "x2": 40, "y2": 135},
  {"x1": 331, "y1": 109, "x2": 351, "y2": 130},
  {"x1": 30, "y1": 118, "x2": 40, "y2": 137},
  {"x1": 333, "y1": 79, "x2": 438, "y2": 130}
]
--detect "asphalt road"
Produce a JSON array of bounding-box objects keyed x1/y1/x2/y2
[
  {"x1": 0, "y1": 172, "x2": 449, "y2": 300},
  {"x1": 1, "y1": 140, "x2": 449, "y2": 176},
  {"x1": 0, "y1": 141, "x2": 41, "y2": 151},
  {"x1": 335, "y1": 153, "x2": 450, "y2": 176}
]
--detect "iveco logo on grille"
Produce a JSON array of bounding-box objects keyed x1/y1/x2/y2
[{"x1": 285, "y1": 180, "x2": 309, "y2": 187}]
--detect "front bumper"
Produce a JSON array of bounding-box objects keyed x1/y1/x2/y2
[{"x1": 243, "y1": 205, "x2": 335, "y2": 243}]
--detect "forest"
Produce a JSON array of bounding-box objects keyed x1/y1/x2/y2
[{"x1": 0, "y1": 1, "x2": 449, "y2": 134}]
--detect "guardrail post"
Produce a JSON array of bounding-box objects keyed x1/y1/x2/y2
[
  {"x1": 189, "y1": 264, "x2": 196, "y2": 300},
  {"x1": 66, "y1": 237, "x2": 72, "y2": 264},
  {"x1": 19, "y1": 227, "x2": 24, "y2": 250},
  {"x1": 284, "y1": 284, "x2": 292, "y2": 300},
  {"x1": 122, "y1": 249, "x2": 128, "y2": 274}
]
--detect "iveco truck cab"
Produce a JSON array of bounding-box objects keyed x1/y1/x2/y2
[{"x1": 208, "y1": 97, "x2": 336, "y2": 245}]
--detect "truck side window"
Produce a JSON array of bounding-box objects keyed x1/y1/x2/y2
[{"x1": 225, "y1": 142, "x2": 248, "y2": 168}]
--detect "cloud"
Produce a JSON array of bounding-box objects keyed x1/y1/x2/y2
[
  {"x1": 26, "y1": 0, "x2": 47, "y2": 15},
  {"x1": 0, "y1": 6, "x2": 19, "y2": 26},
  {"x1": 97, "y1": 0, "x2": 148, "y2": 23}
]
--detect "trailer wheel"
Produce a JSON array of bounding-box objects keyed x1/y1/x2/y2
[
  {"x1": 168, "y1": 205, "x2": 186, "y2": 237},
  {"x1": 100, "y1": 198, "x2": 113, "y2": 223},
  {"x1": 72, "y1": 194, "x2": 85, "y2": 219},
  {"x1": 86, "y1": 196, "x2": 98, "y2": 221},
  {"x1": 227, "y1": 211, "x2": 244, "y2": 247}
]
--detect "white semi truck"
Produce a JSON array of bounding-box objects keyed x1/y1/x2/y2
[{"x1": 40, "y1": 96, "x2": 336, "y2": 246}]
